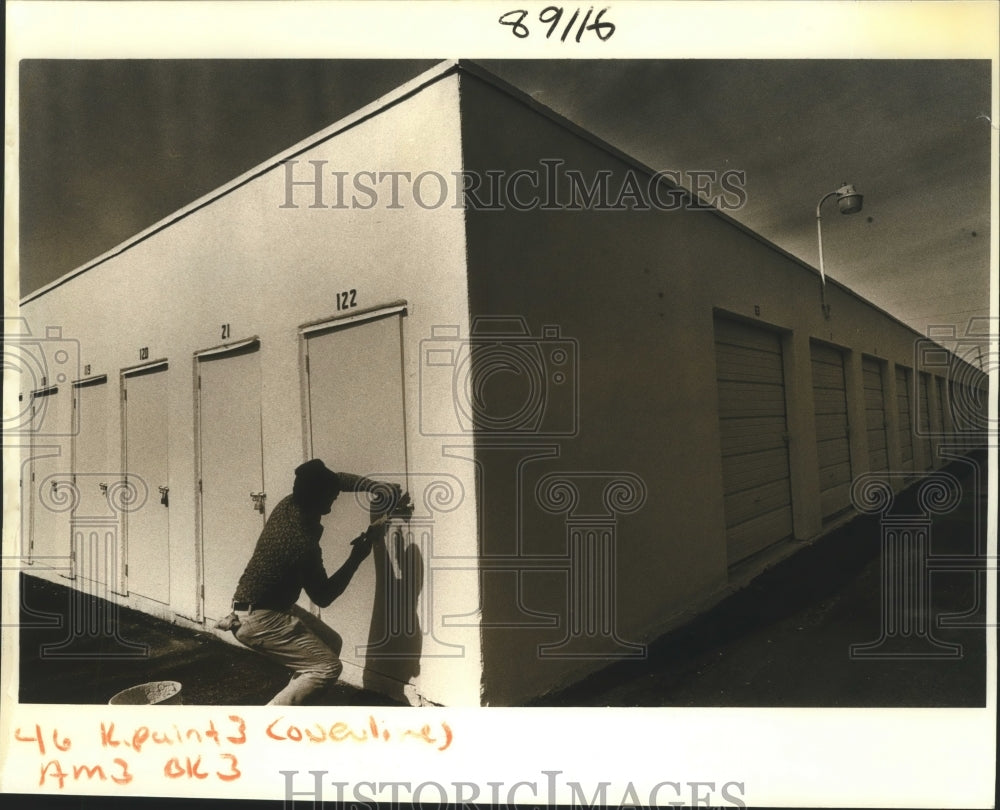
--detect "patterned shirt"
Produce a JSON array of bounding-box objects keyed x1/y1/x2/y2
[
  {"x1": 232, "y1": 471, "x2": 376, "y2": 610},
  {"x1": 231, "y1": 495, "x2": 329, "y2": 609},
  {"x1": 233, "y1": 464, "x2": 384, "y2": 610}
]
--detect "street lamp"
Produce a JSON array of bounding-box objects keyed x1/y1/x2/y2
[{"x1": 816, "y1": 182, "x2": 863, "y2": 318}]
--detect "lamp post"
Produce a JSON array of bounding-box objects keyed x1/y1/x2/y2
[{"x1": 816, "y1": 182, "x2": 863, "y2": 318}]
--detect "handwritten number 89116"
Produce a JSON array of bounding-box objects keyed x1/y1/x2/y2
[{"x1": 499, "y1": 6, "x2": 616, "y2": 41}]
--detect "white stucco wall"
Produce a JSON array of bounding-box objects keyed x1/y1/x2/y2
[{"x1": 16, "y1": 67, "x2": 484, "y2": 706}]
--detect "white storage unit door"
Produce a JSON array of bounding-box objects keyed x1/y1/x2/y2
[
  {"x1": 917, "y1": 373, "x2": 933, "y2": 469},
  {"x1": 304, "y1": 311, "x2": 409, "y2": 680},
  {"x1": 811, "y1": 342, "x2": 852, "y2": 520},
  {"x1": 714, "y1": 317, "x2": 793, "y2": 564},
  {"x1": 72, "y1": 378, "x2": 115, "y2": 589},
  {"x1": 27, "y1": 385, "x2": 70, "y2": 570},
  {"x1": 197, "y1": 341, "x2": 266, "y2": 623},
  {"x1": 862, "y1": 357, "x2": 889, "y2": 473},
  {"x1": 895, "y1": 366, "x2": 915, "y2": 474},
  {"x1": 123, "y1": 364, "x2": 171, "y2": 603}
]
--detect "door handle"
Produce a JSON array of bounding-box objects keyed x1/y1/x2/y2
[
  {"x1": 250, "y1": 492, "x2": 266, "y2": 514},
  {"x1": 158, "y1": 485, "x2": 169, "y2": 507}
]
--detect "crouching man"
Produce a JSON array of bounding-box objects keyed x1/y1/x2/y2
[{"x1": 222, "y1": 458, "x2": 406, "y2": 705}]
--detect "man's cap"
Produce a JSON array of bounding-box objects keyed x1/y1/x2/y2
[{"x1": 293, "y1": 459, "x2": 341, "y2": 504}]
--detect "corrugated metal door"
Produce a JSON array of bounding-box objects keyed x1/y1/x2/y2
[
  {"x1": 305, "y1": 311, "x2": 408, "y2": 677},
  {"x1": 198, "y1": 341, "x2": 265, "y2": 623},
  {"x1": 123, "y1": 365, "x2": 170, "y2": 603},
  {"x1": 933, "y1": 376, "x2": 947, "y2": 437},
  {"x1": 714, "y1": 317, "x2": 793, "y2": 564},
  {"x1": 948, "y1": 379, "x2": 959, "y2": 431},
  {"x1": 862, "y1": 357, "x2": 889, "y2": 472},
  {"x1": 917, "y1": 373, "x2": 933, "y2": 469},
  {"x1": 895, "y1": 366, "x2": 914, "y2": 474},
  {"x1": 811, "y1": 342, "x2": 852, "y2": 519}
]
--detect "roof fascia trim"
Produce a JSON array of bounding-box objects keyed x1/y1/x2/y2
[{"x1": 453, "y1": 59, "x2": 949, "y2": 349}]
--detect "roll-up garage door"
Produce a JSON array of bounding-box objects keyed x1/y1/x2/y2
[
  {"x1": 811, "y1": 342, "x2": 852, "y2": 519},
  {"x1": 933, "y1": 377, "x2": 947, "y2": 438},
  {"x1": 810, "y1": 342, "x2": 851, "y2": 518},
  {"x1": 917, "y1": 373, "x2": 933, "y2": 469},
  {"x1": 862, "y1": 356, "x2": 889, "y2": 473},
  {"x1": 948, "y1": 379, "x2": 960, "y2": 432},
  {"x1": 714, "y1": 317, "x2": 793, "y2": 565},
  {"x1": 895, "y1": 366, "x2": 914, "y2": 474}
]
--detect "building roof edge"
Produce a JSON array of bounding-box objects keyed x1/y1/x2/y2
[{"x1": 20, "y1": 59, "x2": 462, "y2": 305}]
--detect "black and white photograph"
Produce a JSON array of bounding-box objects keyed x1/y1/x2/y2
[{"x1": 3, "y1": 2, "x2": 997, "y2": 807}]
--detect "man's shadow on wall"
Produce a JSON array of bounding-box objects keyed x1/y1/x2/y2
[{"x1": 362, "y1": 522, "x2": 424, "y2": 703}]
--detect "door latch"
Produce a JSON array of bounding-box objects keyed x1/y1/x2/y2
[
  {"x1": 159, "y1": 485, "x2": 169, "y2": 507},
  {"x1": 250, "y1": 492, "x2": 266, "y2": 514},
  {"x1": 99, "y1": 482, "x2": 109, "y2": 495}
]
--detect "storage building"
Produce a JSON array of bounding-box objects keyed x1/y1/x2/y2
[{"x1": 15, "y1": 60, "x2": 987, "y2": 706}]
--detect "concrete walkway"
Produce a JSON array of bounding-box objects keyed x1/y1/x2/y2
[{"x1": 17, "y1": 451, "x2": 988, "y2": 708}]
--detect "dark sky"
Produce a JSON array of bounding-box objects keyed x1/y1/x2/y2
[{"x1": 18, "y1": 59, "x2": 992, "y2": 346}]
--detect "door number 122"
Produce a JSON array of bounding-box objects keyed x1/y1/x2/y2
[{"x1": 337, "y1": 289, "x2": 358, "y2": 311}]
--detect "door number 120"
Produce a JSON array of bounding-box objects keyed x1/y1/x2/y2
[{"x1": 337, "y1": 289, "x2": 358, "y2": 311}]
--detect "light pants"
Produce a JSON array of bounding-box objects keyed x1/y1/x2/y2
[{"x1": 234, "y1": 604, "x2": 344, "y2": 705}]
